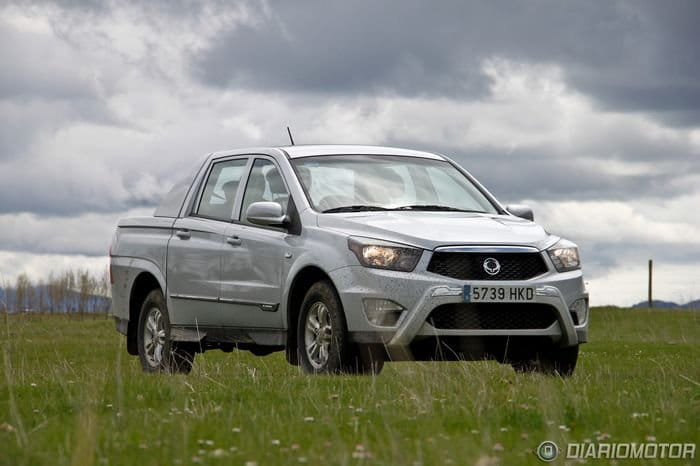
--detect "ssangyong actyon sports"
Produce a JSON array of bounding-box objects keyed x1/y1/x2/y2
[{"x1": 110, "y1": 145, "x2": 588, "y2": 375}]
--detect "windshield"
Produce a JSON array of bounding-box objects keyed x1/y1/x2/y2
[{"x1": 292, "y1": 155, "x2": 500, "y2": 214}]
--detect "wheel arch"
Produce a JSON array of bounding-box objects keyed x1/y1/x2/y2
[{"x1": 285, "y1": 265, "x2": 340, "y2": 361}]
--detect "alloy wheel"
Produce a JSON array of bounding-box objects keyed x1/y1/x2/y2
[
  {"x1": 143, "y1": 307, "x2": 166, "y2": 368},
  {"x1": 304, "y1": 302, "x2": 333, "y2": 370}
]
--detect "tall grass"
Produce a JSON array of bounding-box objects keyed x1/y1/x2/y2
[{"x1": 1, "y1": 309, "x2": 698, "y2": 465}]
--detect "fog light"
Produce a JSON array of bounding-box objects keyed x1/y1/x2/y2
[
  {"x1": 362, "y1": 299, "x2": 405, "y2": 327},
  {"x1": 570, "y1": 298, "x2": 588, "y2": 325}
]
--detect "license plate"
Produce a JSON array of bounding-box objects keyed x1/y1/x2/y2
[{"x1": 464, "y1": 285, "x2": 535, "y2": 303}]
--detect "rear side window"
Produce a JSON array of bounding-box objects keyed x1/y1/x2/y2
[{"x1": 196, "y1": 158, "x2": 248, "y2": 221}]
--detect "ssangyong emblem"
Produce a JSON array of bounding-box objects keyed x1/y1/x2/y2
[{"x1": 483, "y1": 257, "x2": 501, "y2": 275}]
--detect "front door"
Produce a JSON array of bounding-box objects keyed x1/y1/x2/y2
[{"x1": 220, "y1": 157, "x2": 293, "y2": 328}]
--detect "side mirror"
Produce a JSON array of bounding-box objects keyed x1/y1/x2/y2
[
  {"x1": 506, "y1": 204, "x2": 534, "y2": 221},
  {"x1": 246, "y1": 201, "x2": 289, "y2": 227}
]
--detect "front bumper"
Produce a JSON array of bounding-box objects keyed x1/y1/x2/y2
[{"x1": 329, "y1": 254, "x2": 588, "y2": 349}]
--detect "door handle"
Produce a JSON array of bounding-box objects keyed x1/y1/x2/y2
[
  {"x1": 226, "y1": 236, "x2": 242, "y2": 246},
  {"x1": 175, "y1": 229, "x2": 191, "y2": 240}
]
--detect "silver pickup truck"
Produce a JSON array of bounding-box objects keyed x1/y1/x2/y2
[{"x1": 110, "y1": 145, "x2": 588, "y2": 376}]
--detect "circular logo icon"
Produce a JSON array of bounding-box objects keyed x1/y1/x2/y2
[
  {"x1": 483, "y1": 257, "x2": 501, "y2": 276},
  {"x1": 536, "y1": 441, "x2": 559, "y2": 462}
]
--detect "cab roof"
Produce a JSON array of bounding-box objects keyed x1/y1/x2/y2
[
  {"x1": 280, "y1": 144, "x2": 445, "y2": 160},
  {"x1": 208, "y1": 144, "x2": 446, "y2": 162}
]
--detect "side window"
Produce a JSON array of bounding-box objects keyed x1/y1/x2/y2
[
  {"x1": 241, "y1": 159, "x2": 289, "y2": 223},
  {"x1": 196, "y1": 158, "x2": 248, "y2": 221}
]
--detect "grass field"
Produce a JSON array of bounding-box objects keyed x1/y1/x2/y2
[{"x1": 1, "y1": 308, "x2": 698, "y2": 466}]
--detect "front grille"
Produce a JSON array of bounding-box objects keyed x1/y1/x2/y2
[
  {"x1": 427, "y1": 252, "x2": 548, "y2": 280},
  {"x1": 428, "y1": 303, "x2": 558, "y2": 330}
]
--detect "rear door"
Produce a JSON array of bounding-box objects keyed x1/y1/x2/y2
[{"x1": 166, "y1": 156, "x2": 249, "y2": 326}]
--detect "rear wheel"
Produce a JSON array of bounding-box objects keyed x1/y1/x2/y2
[
  {"x1": 297, "y1": 281, "x2": 384, "y2": 375},
  {"x1": 511, "y1": 345, "x2": 579, "y2": 376},
  {"x1": 137, "y1": 290, "x2": 195, "y2": 374}
]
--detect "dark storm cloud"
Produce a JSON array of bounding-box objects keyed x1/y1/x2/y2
[
  {"x1": 0, "y1": 171, "x2": 162, "y2": 216},
  {"x1": 195, "y1": 2, "x2": 491, "y2": 98},
  {"x1": 12, "y1": 0, "x2": 209, "y2": 15},
  {"x1": 462, "y1": 154, "x2": 677, "y2": 204},
  {"x1": 0, "y1": 18, "x2": 121, "y2": 160},
  {"x1": 0, "y1": 26, "x2": 93, "y2": 101},
  {"x1": 194, "y1": 0, "x2": 700, "y2": 124},
  {"x1": 379, "y1": 138, "x2": 696, "y2": 204},
  {"x1": 1, "y1": 0, "x2": 697, "y2": 218}
]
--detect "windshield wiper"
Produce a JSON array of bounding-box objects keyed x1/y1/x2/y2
[
  {"x1": 322, "y1": 205, "x2": 392, "y2": 213},
  {"x1": 322, "y1": 204, "x2": 488, "y2": 213},
  {"x1": 392, "y1": 204, "x2": 488, "y2": 213}
]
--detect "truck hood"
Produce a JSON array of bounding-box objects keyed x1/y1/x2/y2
[{"x1": 317, "y1": 211, "x2": 557, "y2": 251}]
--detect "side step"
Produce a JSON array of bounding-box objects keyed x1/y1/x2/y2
[{"x1": 170, "y1": 327, "x2": 206, "y2": 342}]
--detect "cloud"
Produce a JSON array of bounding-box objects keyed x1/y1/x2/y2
[
  {"x1": 0, "y1": 208, "x2": 152, "y2": 256},
  {"x1": 291, "y1": 59, "x2": 699, "y2": 203},
  {"x1": 0, "y1": 12, "x2": 119, "y2": 159},
  {"x1": 0, "y1": 20, "x2": 96, "y2": 101},
  {"x1": 532, "y1": 200, "x2": 700, "y2": 245},
  {"x1": 0, "y1": 250, "x2": 108, "y2": 286},
  {"x1": 0, "y1": 1, "x2": 698, "y2": 305},
  {"x1": 193, "y1": 1, "x2": 700, "y2": 126},
  {"x1": 586, "y1": 262, "x2": 700, "y2": 307},
  {"x1": 2, "y1": 3, "x2": 696, "y2": 217},
  {"x1": 568, "y1": 1, "x2": 700, "y2": 120},
  {"x1": 526, "y1": 196, "x2": 700, "y2": 293}
]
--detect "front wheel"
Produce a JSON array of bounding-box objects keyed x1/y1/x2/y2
[
  {"x1": 137, "y1": 290, "x2": 195, "y2": 374},
  {"x1": 511, "y1": 345, "x2": 579, "y2": 376},
  {"x1": 297, "y1": 281, "x2": 384, "y2": 375}
]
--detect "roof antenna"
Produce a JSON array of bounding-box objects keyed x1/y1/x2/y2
[{"x1": 286, "y1": 126, "x2": 295, "y2": 146}]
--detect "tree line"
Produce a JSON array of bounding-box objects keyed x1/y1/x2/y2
[{"x1": 0, "y1": 268, "x2": 111, "y2": 314}]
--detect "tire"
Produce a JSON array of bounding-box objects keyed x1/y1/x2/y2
[
  {"x1": 511, "y1": 345, "x2": 579, "y2": 376},
  {"x1": 137, "y1": 289, "x2": 195, "y2": 374},
  {"x1": 296, "y1": 281, "x2": 384, "y2": 375}
]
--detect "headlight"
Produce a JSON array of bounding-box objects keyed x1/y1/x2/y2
[
  {"x1": 547, "y1": 239, "x2": 580, "y2": 272},
  {"x1": 348, "y1": 237, "x2": 422, "y2": 271}
]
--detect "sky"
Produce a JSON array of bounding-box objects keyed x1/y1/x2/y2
[{"x1": 0, "y1": 0, "x2": 699, "y2": 306}]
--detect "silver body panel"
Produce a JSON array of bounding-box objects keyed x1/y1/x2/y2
[
  {"x1": 110, "y1": 145, "x2": 588, "y2": 351},
  {"x1": 167, "y1": 216, "x2": 226, "y2": 325}
]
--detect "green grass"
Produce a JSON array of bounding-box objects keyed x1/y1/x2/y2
[{"x1": 1, "y1": 308, "x2": 698, "y2": 465}]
